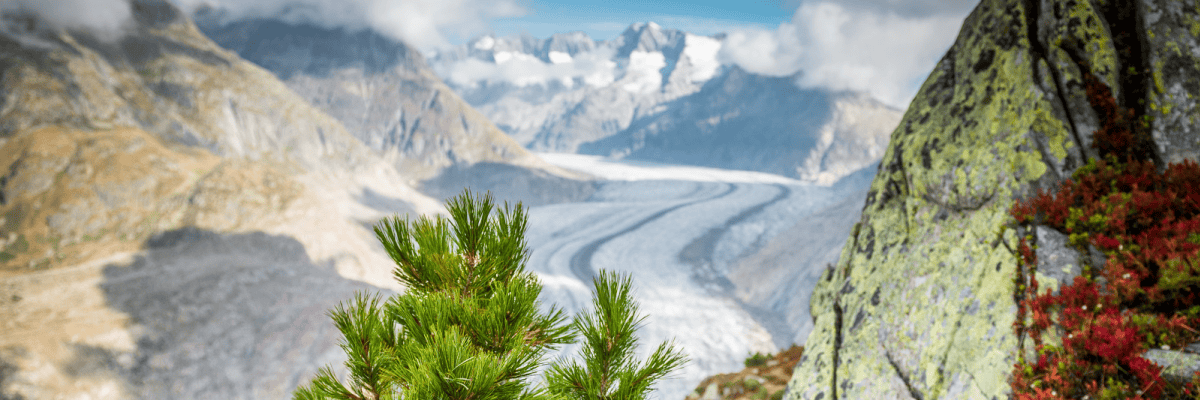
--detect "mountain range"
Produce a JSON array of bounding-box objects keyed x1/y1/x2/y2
[
  {"x1": 430, "y1": 23, "x2": 901, "y2": 184},
  {"x1": 193, "y1": 14, "x2": 597, "y2": 205}
]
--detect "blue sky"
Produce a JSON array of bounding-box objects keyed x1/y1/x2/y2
[{"x1": 487, "y1": 0, "x2": 796, "y2": 41}]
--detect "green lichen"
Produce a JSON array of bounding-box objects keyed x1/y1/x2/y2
[
  {"x1": 1153, "y1": 60, "x2": 1166, "y2": 94},
  {"x1": 785, "y1": 0, "x2": 1164, "y2": 398},
  {"x1": 1058, "y1": 0, "x2": 1121, "y2": 84}
]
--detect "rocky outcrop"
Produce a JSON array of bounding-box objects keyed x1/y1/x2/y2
[
  {"x1": 685, "y1": 345, "x2": 804, "y2": 400},
  {"x1": 787, "y1": 0, "x2": 1200, "y2": 398}
]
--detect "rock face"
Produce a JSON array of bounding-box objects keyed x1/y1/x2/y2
[
  {"x1": 787, "y1": 0, "x2": 1200, "y2": 399},
  {"x1": 196, "y1": 18, "x2": 565, "y2": 182},
  {"x1": 431, "y1": 23, "x2": 901, "y2": 183}
]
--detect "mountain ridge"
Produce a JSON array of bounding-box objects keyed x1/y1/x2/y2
[
  {"x1": 196, "y1": 16, "x2": 589, "y2": 186},
  {"x1": 430, "y1": 23, "x2": 902, "y2": 184}
]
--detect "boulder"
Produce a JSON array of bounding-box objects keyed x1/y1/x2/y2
[{"x1": 787, "y1": 0, "x2": 1200, "y2": 398}]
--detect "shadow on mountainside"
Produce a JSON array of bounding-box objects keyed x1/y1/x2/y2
[
  {"x1": 420, "y1": 162, "x2": 598, "y2": 208},
  {"x1": 195, "y1": 16, "x2": 422, "y2": 80},
  {"x1": 577, "y1": 67, "x2": 836, "y2": 177},
  {"x1": 0, "y1": 350, "x2": 23, "y2": 400},
  {"x1": 92, "y1": 227, "x2": 387, "y2": 399}
]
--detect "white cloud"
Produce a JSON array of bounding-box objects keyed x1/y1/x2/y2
[
  {"x1": 832, "y1": 0, "x2": 978, "y2": 17},
  {"x1": 683, "y1": 33, "x2": 721, "y2": 82},
  {"x1": 719, "y1": 0, "x2": 976, "y2": 108},
  {"x1": 172, "y1": 0, "x2": 527, "y2": 51},
  {"x1": 0, "y1": 0, "x2": 133, "y2": 41},
  {"x1": 440, "y1": 47, "x2": 618, "y2": 89}
]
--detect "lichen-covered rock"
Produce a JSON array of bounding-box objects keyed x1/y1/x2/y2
[
  {"x1": 1142, "y1": 0, "x2": 1200, "y2": 164},
  {"x1": 787, "y1": 0, "x2": 1200, "y2": 398}
]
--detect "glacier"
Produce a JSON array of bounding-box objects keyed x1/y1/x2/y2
[{"x1": 523, "y1": 154, "x2": 871, "y2": 399}]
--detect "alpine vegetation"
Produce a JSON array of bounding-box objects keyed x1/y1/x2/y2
[{"x1": 294, "y1": 190, "x2": 687, "y2": 399}]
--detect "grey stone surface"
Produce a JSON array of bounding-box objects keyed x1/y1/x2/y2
[
  {"x1": 1142, "y1": 0, "x2": 1200, "y2": 165},
  {"x1": 98, "y1": 228, "x2": 386, "y2": 399},
  {"x1": 1142, "y1": 348, "x2": 1200, "y2": 384},
  {"x1": 1035, "y1": 226, "x2": 1106, "y2": 294}
]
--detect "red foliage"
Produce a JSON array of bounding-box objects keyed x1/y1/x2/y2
[
  {"x1": 1084, "y1": 72, "x2": 1155, "y2": 164},
  {"x1": 1009, "y1": 77, "x2": 1200, "y2": 398}
]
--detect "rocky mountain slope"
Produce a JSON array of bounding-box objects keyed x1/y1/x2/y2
[
  {"x1": 431, "y1": 23, "x2": 901, "y2": 184},
  {"x1": 0, "y1": 0, "x2": 547, "y2": 398},
  {"x1": 0, "y1": 0, "x2": 438, "y2": 280},
  {"x1": 786, "y1": 0, "x2": 1200, "y2": 398},
  {"x1": 685, "y1": 345, "x2": 804, "y2": 400},
  {"x1": 194, "y1": 16, "x2": 593, "y2": 200}
]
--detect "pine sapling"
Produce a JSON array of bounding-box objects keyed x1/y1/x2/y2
[{"x1": 294, "y1": 190, "x2": 686, "y2": 400}]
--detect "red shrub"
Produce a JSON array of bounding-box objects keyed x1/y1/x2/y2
[{"x1": 1009, "y1": 75, "x2": 1200, "y2": 399}]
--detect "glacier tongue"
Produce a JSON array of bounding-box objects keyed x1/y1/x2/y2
[{"x1": 525, "y1": 154, "x2": 871, "y2": 400}]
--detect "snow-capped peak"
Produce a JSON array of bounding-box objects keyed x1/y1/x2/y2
[{"x1": 610, "y1": 21, "x2": 685, "y2": 59}]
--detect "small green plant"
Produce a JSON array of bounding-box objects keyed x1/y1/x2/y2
[
  {"x1": 294, "y1": 190, "x2": 687, "y2": 400},
  {"x1": 744, "y1": 352, "x2": 769, "y2": 368}
]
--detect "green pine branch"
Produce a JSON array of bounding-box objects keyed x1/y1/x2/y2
[
  {"x1": 294, "y1": 189, "x2": 685, "y2": 400},
  {"x1": 544, "y1": 271, "x2": 688, "y2": 400}
]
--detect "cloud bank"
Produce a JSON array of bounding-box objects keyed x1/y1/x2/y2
[
  {"x1": 172, "y1": 0, "x2": 527, "y2": 51},
  {"x1": 0, "y1": 0, "x2": 133, "y2": 41},
  {"x1": 0, "y1": 0, "x2": 978, "y2": 109},
  {"x1": 720, "y1": 0, "x2": 977, "y2": 108},
  {"x1": 441, "y1": 47, "x2": 619, "y2": 89}
]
